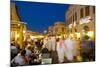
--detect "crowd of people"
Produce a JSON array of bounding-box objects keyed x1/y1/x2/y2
[{"x1": 11, "y1": 34, "x2": 95, "y2": 66}]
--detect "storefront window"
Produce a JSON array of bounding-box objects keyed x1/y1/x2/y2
[
  {"x1": 75, "y1": 12, "x2": 77, "y2": 21},
  {"x1": 93, "y1": 6, "x2": 95, "y2": 14},
  {"x1": 85, "y1": 6, "x2": 90, "y2": 16},
  {"x1": 73, "y1": 15, "x2": 74, "y2": 22},
  {"x1": 80, "y1": 8, "x2": 84, "y2": 18}
]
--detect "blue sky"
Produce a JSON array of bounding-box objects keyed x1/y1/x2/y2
[{"x1": 11, "y1": 1, "x2": 70, "y2": 34}]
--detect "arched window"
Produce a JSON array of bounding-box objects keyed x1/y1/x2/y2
[{"x1": 83, "y1": 25, "x2": 89, "y2": 32}]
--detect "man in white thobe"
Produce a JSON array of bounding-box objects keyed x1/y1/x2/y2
[
  {"x1": 51, "y1": 36, "x2": 56, "y2": 51},
  {"x1": 64, "y1": 37, "x2": 75, "y2": 61}
]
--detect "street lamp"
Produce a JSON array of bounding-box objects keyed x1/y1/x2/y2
[
  {"x1": 18, "y1": 23, "x2": 21, "y2": 27},
  {"x1": 23, "y1": 30, "x2": 26, "y2": 33},
  {"x1": 44, "y1": 30, "x2": 47, "y2": 34}
]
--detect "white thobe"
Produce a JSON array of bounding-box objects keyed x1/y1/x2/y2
[
  {"x1": 56, "y1": 41, "x2": 65, "y2": 63},
  {"x1": 51, "y1": 37, "x2": 56, "y2": 51},
  {"x1": 64, "y1": 38, "x2": 75, "y2": 61}
]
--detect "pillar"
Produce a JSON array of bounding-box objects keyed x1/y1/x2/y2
[{"x1": 19, "y1": 24, "x2": 24, "y2": 49}]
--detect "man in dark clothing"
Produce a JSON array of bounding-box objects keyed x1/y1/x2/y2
[{"x1": 81, "y1": 35, "x2": 95, "y2": 61}]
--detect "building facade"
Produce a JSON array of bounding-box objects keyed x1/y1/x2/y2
[
  {"x1": 48, "y1": 22, "x2": 67, "y2": 37},
  {"x1": 65, "y1": 5, "x2": 95, "y2": 39},
  {"x1": 54, "y1": 22, "x2": 67, "y2": 35},
  {"x1": 48, "y1": 26, "x2": 54, "y2": 35}
]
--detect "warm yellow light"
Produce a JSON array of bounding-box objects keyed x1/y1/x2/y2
[
  {"x1": 56, "y1": 36, "x2": 62, "y2": 39},
  {"x1": 58, "y1": 36, "x2": 62, "y2": 38},
  {"x1": 39, "y1": 35, "x2": 44, "y2": 38},
  {"x1": 23, "y1": 30, "x2": 26, "y2": 33},
  {"x1": 15, "y1": 34, "x2": 19, "y2": 39},
  {"x1": 76, "y1": 33, "x2": 80, "y2": 38},
  {"x1": 87, "y1": 31, "x2": 94, "y2": 38},
  {"x1": 30, "y1": 35, "x2": 37, "y2": 39},
  {"x1": 35, "y1": 35, "x2": 44, "y2": 38},
  {"x1": 70, "y1": 34, "x2": 74, "y2": 38},
  {"x1": 18, "y1": 24, "x2": 20, "y2": 26},
  {"x1": 76, "y1": 56, "x2": 82, "y2": 61}
]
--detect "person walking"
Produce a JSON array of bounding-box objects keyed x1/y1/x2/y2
[
  {"x1": 56, "y1": 38, "x2": 65, "y2": 63},
  {"x1": 51, "y1": 35, "x2": 56, "y2": 51},
  {"x1": 64, "y1": 36, "x2": 75, "y2": 62},
  {"x1": 50, "y1": 35, "x2": 58, "y2": 64},
  {"x1": 47, "y1": 36, "x2": 52, "y2": 52}
]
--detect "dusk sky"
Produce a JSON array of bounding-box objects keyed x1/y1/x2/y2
[{"x1": 11, "y1": 1, "x2": 70, "y2": 34}]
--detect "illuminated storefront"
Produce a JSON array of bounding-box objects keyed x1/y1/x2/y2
[
  {"x1": 66, "y1": 5, "x2": 95, "y2": 40},
  {"x1": 11, "y1": 20, "x2": 27, "y2": 49}
]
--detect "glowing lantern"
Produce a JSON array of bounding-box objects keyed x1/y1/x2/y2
[
  {"x1": 76, "y1": 33, "x2": 81, "y2": 38},
  {"x1": 23, "y1": 30, "x2": 26, "y2": 33},
  {"x1": 87, "y1": 31, "x2": 94, "y2": 39}
]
